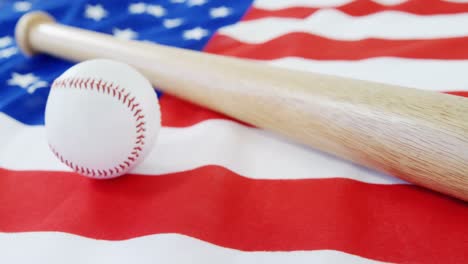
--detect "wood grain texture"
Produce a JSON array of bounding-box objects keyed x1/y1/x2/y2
[{"x1": 15, "y1": 12, "x2": 468, "y2": 201}]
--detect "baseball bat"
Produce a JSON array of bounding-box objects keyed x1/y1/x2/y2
[{"x1": 15, "y1": 11, "x2": 468, "y2": 201}]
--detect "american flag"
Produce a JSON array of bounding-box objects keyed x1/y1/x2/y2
[{"x1": 1, "y1": 0, "x2": 468, "y2": 263}]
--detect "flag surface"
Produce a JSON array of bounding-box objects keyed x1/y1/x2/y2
[{"x1": 1, "y1": 0, "x2": 468, "y2": 263}]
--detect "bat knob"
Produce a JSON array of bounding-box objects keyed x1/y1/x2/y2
[{"x1": 15, "y1": 11, "x2": 55, "y2": 56}]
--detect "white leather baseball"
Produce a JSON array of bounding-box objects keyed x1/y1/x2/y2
[{"x1": 45, "y1": 59, "x2": 161, "y2": 179}]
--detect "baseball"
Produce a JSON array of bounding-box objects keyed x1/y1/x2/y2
[{"x1": 45, "y1": 59, "x2": 161, "y2": 179}]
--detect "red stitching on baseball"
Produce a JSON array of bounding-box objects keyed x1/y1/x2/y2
[
  {"x1": 105, "y1": 83, "x2": 111, "y2": 94},
  {"x1": 128, "y1": 97, "x2": 135, "y2": 107},
  {"x1": 96, "y1": 80, "x2": 102, "y2": 91},
  {"x1": 49, "y1": 77, "x2": 147, "y2": 178},
  {"x1": 133, "y1": 109, "x2": 142, "y2": 117}
]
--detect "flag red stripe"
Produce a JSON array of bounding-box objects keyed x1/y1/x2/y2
[
  {"x1": 160, "y1": 94, "x2": 229, "y2": 127},
  {"x1": 445, "y1": 91, "x2": 468, "y2": 97},
  {"x1": 245, "y1": 6, "x2": 313, "y2": 20},
  {"x1": 160, "y1": 94, "x2": 250, "y2": 127},
  {"x1": 246, "y1": 0, "x2": 468, "y2": 20},
  {"x1": 1, "y1": 167, "x2": 467, "y2": 263},
  {"x1": 204, "y1": 33, "x2": 468, "y2": 60}
]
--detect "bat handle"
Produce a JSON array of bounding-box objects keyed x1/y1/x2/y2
[
  {"x1": 15, "y1": 12, "x2": 468, "y2": 202},
  {"x1": 15, "y1": 11, "x2": 55, "y2": 56}
]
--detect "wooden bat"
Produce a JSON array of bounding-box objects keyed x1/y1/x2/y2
[{"x1": 15, "y1": 11, "x2": 468, "y2": 201}]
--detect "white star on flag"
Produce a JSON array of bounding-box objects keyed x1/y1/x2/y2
[
  {"x1": 163, "y1": 18, "x2": 183, "y2": 29},
  {"x1": 112, "y1": 28, "x2": 138, "y2": 40},
  {"x1": 7, "y1": 72, "x2": 38, "y2": 88},
  {"x1": 13, "y1": 1, "x2": 32, "y2": 12},
  {"x1": 84, "y1": 4, "x2": 107, "y2": 21},
  {"x1": 0, "y1": 47, "x2": 18, "y2": 59},
  {"x1": 7, "y1": 72, "x2": 48, "y2": 94},
  {"x1": 187, "y1": 0, "x2": 206, "y2": 7},
  {"x1": 147, "y1": 5, "x2": 166, "y2": 17},
  {"x1": 210, "y1": 6, "x2": 231, "y2": 18},
  {"x1": 0, "y1": 36, "x2": 13, "y2": 48},
  {"x1": 171, "y1": 0, "x2": 185, "y2": 3},
  {"x1": 183, "y1": 27, "x2": 209, "y2": 40},
  {"x1": 128, "y1": 2, "x2": 146, "y2": 14}
]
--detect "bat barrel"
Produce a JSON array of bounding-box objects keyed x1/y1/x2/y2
[{"x1": 15, "y1": 11, "x2": 468, "y2": 202}]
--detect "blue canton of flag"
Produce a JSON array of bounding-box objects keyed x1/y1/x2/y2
[{"x1": 0, "y1": 0, "x2": 253, "y2": 125}]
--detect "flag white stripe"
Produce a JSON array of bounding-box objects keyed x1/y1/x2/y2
[
  {"x1": 253, "y1": 0, "x2": 457, "y2": 10},
  {"x1": 0, "y1": 232, "x2": 386, "y2": 264},
  {"x1": 0, "y1": 113, "x2": 403, "y2": 184},
  {"x1": 266, "y1": 57, "x2": 468, "y2": 91},
  {"x1": 219, "y1": 10, "x2": 468, "y2": 42}
]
